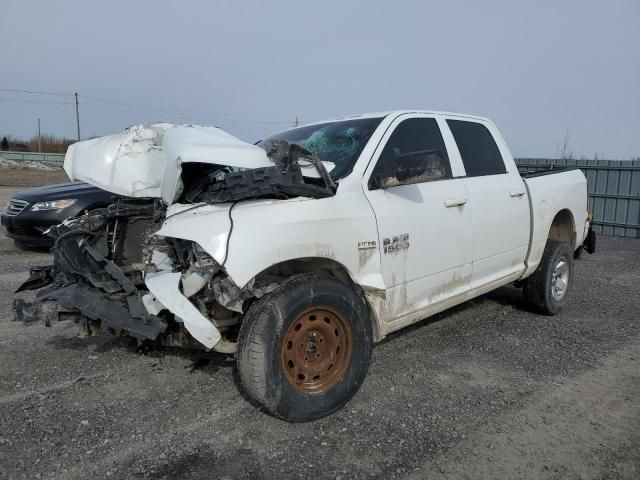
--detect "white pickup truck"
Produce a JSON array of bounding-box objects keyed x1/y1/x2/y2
[{"x1": 16, "y1": 111, "x2": 595, "y2": 421}]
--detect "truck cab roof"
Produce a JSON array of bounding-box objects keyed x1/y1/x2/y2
[{"x1": 302, "y1": 110, "x2": 493, "y2": 128}]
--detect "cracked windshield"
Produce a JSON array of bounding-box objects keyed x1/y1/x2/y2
[{"x1": 260, "y1": 117, "x2": 383, "y2": 179}]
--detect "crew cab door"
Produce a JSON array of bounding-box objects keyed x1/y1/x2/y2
[
  {"x1": 443, "y1": 118, "x2": 530, "y2": 288},
  {"x1": 363, "y1": 114, "x2": 473, "y2": 326}
]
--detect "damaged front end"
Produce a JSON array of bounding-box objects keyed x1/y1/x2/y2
[
  {"x1": 14, "y1": 134, "x2": 332, "y2": 352},
  {"x1": 14, "y1": 200, "x2": 173, "y2": 343},
  {"x1": 13, "y1": 197, "x2": 274, "y2": 352}
]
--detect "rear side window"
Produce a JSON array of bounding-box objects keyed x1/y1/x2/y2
[
  {"x1": 447, "y1": 120, "x2": 506, "y2": 176},
  {"x1": 369, "y1": 118, "x2": 452, "y2": 188}
]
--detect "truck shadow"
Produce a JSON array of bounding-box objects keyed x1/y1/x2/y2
[
  {"x1": 48, "y1": 332, "x2": 129, "y2": 352},
  {"x1": 47, "y1": 332, "x2": 235, "y2": 374},
  {"x1": 485, "y1": 284, "x2": 530, "y2": 310}
]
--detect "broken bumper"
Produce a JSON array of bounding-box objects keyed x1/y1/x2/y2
[
  {"x1": 14, "y1": 282, "x2": 167, "y2": 340},
  {"x1": 145, "y1": 271, "x2": 221, "y2": 348},
  {"x1": 14, "y1": 264, "x2": 224, "y2": 350},
  {"x1": 11, "y1": 199, "x2": 227, "y2": 351}
]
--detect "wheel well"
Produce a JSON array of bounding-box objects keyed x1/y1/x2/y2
[
  {"x1": 548, "y1": 209, "x2": 575, "y2": 249},
  {"x1": 253, "y1": 257, "x2": 355, "y2": 287},
  {"x1": 251, "y1": 257, "x2": 382, "y2": 340}
]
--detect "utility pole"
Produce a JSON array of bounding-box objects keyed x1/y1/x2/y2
[
  {"x1": 294, "y1": 116, "x2": 299, "y2": 127},
  {"x1": 75, "y1": 92, "x2": 81, "y2": 141},
  {"x1": 37, "y1": 118, "x2": 41, "y2": 153}
]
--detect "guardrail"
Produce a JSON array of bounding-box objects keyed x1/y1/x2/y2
[
  {"x1": 0, "y1": 150, "x2": 65, "y2": 167},
  {"x1": 515, "y1": 158, "x2": 640, "y2": 238}
]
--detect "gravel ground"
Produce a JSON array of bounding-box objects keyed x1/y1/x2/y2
[{"x1": 0, "y1": 184, "x2": 639, "y2": 479}]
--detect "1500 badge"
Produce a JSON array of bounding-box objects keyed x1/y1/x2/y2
[{"x1": 383, "y1": 233, "x2": 410, "y2": 254}]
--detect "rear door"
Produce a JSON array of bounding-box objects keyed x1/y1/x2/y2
[
  {"x1": 444, "y1": 118, "x2": 529, "y2": 288},
  {"x1": 363, "y1": 114, "x2": 473, "y2": 325}
]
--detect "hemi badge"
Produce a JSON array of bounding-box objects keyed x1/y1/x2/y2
[{"x1": 358, "y1": 241, "x2": 377, "y2": 250}]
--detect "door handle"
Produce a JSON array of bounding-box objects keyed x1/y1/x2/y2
[
  {"x1": 445, "y1": 197, "x2": 467, "y2": 208},
  {"x1": 510, "y1": 190, "x2": 526, "y2": 197}
]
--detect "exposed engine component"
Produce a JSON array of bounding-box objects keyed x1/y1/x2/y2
[
  {"x1": 14, "y1": 197, "x2": 282, "y2": 352},
  {"x1": 182, "y1": 140, "x2": 336, "y2": 204},
  {"x1": 15, "y1": 199, "x2": 170, "y2": 341}
]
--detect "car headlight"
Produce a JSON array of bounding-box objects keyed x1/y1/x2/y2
[{"x1": 29, "y1": 199, "x2": 77, "y2": 212}]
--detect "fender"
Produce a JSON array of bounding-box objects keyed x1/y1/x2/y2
[{"x1": 155, "y1": 190, "x2": 384, "y2": 291}]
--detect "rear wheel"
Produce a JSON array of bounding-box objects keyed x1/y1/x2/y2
[
  {"x1": 237, "y1": 273, "x2": 372, "y2": 422},
  {"x1": 523, "y1": 239, "x2": 573, "y2": 315}
]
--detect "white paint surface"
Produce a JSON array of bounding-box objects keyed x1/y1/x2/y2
[
  {"x1": 145, "y1": 271, "x2": 221, "y2": 349},
  {"x1": 64, "y1": 124, "x2": 272, "y2": 203}
]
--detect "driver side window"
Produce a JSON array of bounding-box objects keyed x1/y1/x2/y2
[{"x1": 369, "y1": 118, "x2": 452, "y2": 189}]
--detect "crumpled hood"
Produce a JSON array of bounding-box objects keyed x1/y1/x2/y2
[{"x1": 64, "y1": 124, "x2": 272, "y2": 204}]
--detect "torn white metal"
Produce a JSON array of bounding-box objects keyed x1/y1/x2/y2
[
  {"x1": 145, "y1": 271, "x2": 222, "y2": 349},
  {"x1": 65, "y1": 123, "x2": 334, "y2": 204}
]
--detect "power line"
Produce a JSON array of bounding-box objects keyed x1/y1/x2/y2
[
  {"x1": 0, "y1": 97, "x2": 73, "y2": 105},
  {"x1": 0, "y1": 88, "x2": 287, "y2": 120},
  {"x1": 80, "y1": 103, "x2": 291, "y2": 125},
  {"x1": 0, "y1": 88, "x2": 288, "y2": 121},
  {"x1": 0, "y1": 87, "x2": 294, "y2": 136},
  {"x1": 0, "y1": 88, "x2": 73, "y2": 96},
  {"x1": 78, "y1": 94, "x2": 285, "y2": 121},
  {"x1": 0, "y1": 110, "x2": 70, "y2": 118}
]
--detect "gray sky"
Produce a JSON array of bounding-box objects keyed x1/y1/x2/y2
[{"x1": 1, "y1": 0, "x2": 638, "y2": 159}]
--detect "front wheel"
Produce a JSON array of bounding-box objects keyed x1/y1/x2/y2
[
  {"x1": 523, "y1": 239, "x2": 574, "y2": 315},
  {"x1": 236, "y1": 273, "x2": 373, "y2": 422}
]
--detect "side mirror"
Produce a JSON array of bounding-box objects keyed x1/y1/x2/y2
[{"x1": 392, "y1": 150, "x2": 447, "y2": 185}]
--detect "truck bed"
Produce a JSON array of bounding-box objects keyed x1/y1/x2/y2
[
  {"x1": 521, "y1": 168, "x2": 589, "y2": 278},
  {"x1": 519, "y1": 166, "x2": 579, "y2": 178}
]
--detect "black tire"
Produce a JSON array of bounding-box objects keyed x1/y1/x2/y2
[
  {"x1": 237, "y1": 273, "x2": 373, "y2": 422},
  {"x1": 584, "y1": 227, "x2": 597, "y2": 254},
  {"x1": 523, "y1": 239, "x2": 574, "y2": 315}
]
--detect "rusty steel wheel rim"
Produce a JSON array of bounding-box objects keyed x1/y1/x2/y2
[{"x1": 281, "y1": 306, "x2": 352, "y2": 393}]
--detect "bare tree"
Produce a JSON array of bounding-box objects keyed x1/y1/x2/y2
[
  {"x1": 0, "y1": 133, "x2": 75, "y2": 153},
  {"x1": 556, "y1": 130, "x2": 574, "y2": 160}
]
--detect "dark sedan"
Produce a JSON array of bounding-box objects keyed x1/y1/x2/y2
[{"x1": 1, "y1": 182, "x2": 116, "y2": 249}]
